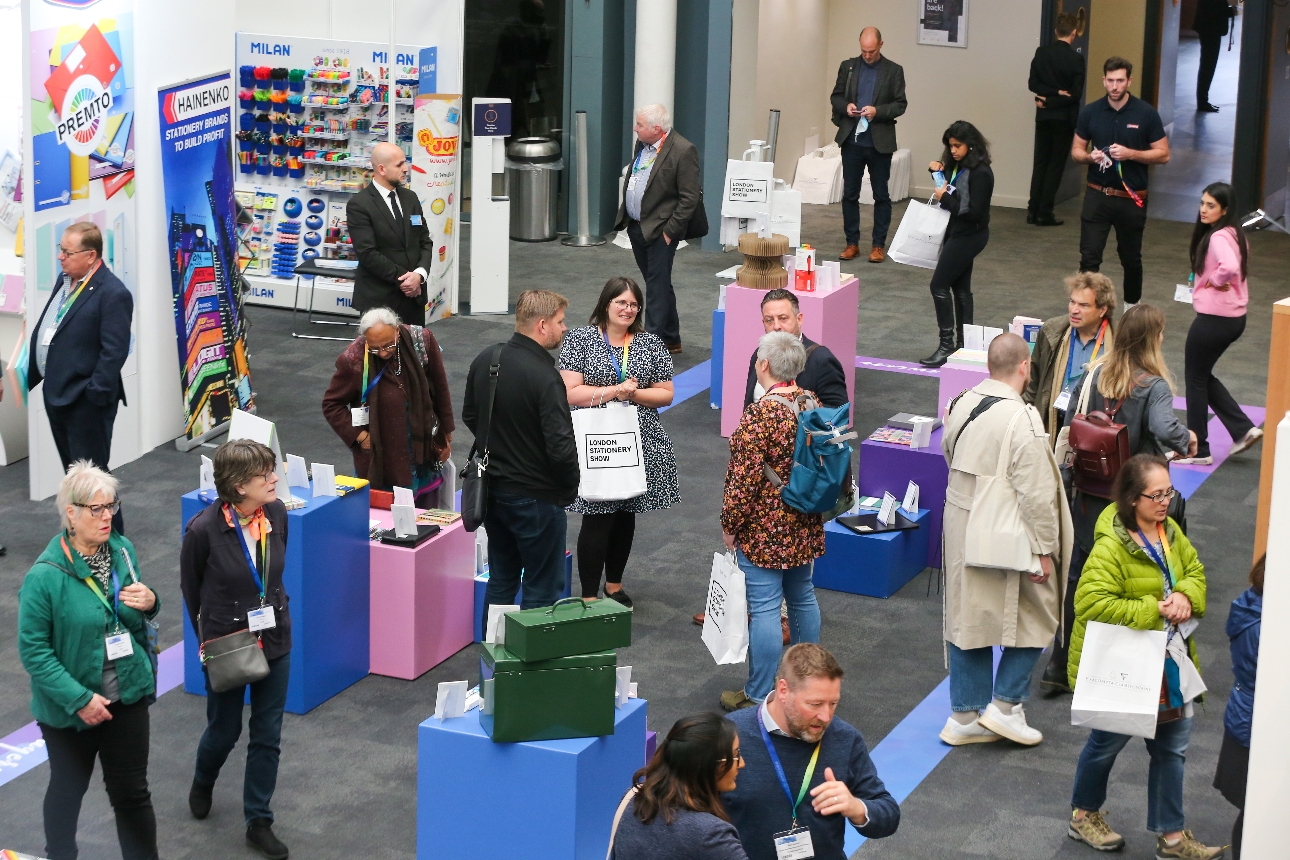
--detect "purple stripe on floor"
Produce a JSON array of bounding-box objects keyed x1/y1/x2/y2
[
  {"x1": 855, "y1": 356, "x2": 942, "y2": 378},
  {"x1": 1169, "y1": 404, "x2": 1265, "y2": 499}
]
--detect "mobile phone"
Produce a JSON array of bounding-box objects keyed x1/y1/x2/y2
[{"x1": 932, "y1": 171, "x2": 946, "y2": 189}]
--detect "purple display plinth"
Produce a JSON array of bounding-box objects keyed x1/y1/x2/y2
[
  {"x1": 720, "y1": 279, "x2": 859, "y2": 437},
  {"x1": 472, "y1": 551, "x2": 573, "y2": 643},
  {"x1": 857, "y1": 427, "x2": 947, "y2": 568},
  {"x1": 813, "y1": 507, "x2": 931, "y2": 598},
  {"x1": 646, "y1": 730, "x2": 657, "y2": 765},
  {"x1": 937, "y1": 360, "x2": 988, "y2": 419}
]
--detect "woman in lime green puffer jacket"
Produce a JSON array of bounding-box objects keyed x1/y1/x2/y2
[{"x1": 1064, "y1": 454, "x2": 1221, "y2": 859}]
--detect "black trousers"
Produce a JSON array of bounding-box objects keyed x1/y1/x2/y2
[
  {"x1": 1197, "y1": 32, "x2": 1223, "y2": 104},
  {"x1": 627, "y1": 219, "x2": 681, "y2": 346},
  {"x1": 577, "y1": 510, "x2": 636, "y2": 597},
  {"x1": 46, "y1": 395, "x2": 125, "y2": 534},
  {"x1": 39, "y1": 699, "x2": 158, "y2": 860},
  {"x1": 1027, "y1": 121, "x2": 1075, "y2": 217},
  {"x1": 840, "y1": 143, "x2": 893, "y2": 248},
  {"x1": 1079, "y1": 192, "x2": 1147, "y2": 304},
  {"x1": 1185, "y1": 312, "x2": 1253, "y2": 457},
  {"x1": 929, "y1": 228, "x2": 988, "y2": 339}
]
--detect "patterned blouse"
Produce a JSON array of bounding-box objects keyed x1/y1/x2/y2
[{"x1": 720, "y1": 389, "x2": 826, "y2": 569}]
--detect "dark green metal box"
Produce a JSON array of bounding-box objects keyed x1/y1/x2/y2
[
  {"x1": 502, "y1": 597, "x2": 632, "y2": 663},
  {"x1": 478, "y1": 643, "x2": 617, "y2": 743}
]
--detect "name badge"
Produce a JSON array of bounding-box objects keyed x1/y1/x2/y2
[
  {"x1": 248, "y1": 606, "x2": 277, "y2": 632},
  {"x1": 1174, "y1": 283, "x2": 1194, "y2": 304},
  {"x1": 352, "y1": 406, "x2": 370, "y2": 427},
  {"x1": 411, "y1": 214, "x2": 423, "y2": 226},
  {"x1": 627, "y1": 173, "x2": 640, "y2": 191},
  {"x1": 773, "y1": 827, "x2": 814, "y2": 860},
  {"x1": 1054, "y1": 389, "x2": 1072, "y2": 412},
  {"x1": 105, "y1": 632, "x2": 134, "y2": 660},
  {"x1": 42, "y1": 327, "x2": 55, "y2": 346}
]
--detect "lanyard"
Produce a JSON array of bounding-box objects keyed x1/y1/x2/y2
[
  {"x1": 632, "y1": 134, "x2": 666, "y2": 175},
  {"x1": 1114, "y1": 162, "x2": 1145, "y2": 208},
  {"x1": 57, "y1": 262, "x2": 100, "y2": 324},
  {"x1": 84, "y1": 570, "x2": 124, "y2": 632},
  {"x1": 766, "y1": 381, "x2": 796, "y2": 395},
  {"x1": 949, "y1": 165, "x2": 962, "y2": 184},
  {"x1": 1064, "y1": 319, "x2": 1108, "y2": 385},
  {"x1": 227, "y1": 504, "x2": 268, "y2": 602},
  {"x1": 603, "y1": 330, "x2": 633, "y2": 383},
  {"x1": 756, "y1": 707, "x2": 821, "y2": 828},
  {"x1": 360, "y1": 348, "x2": 387, "y2": 406}
]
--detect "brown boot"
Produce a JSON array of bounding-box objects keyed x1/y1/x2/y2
[
  {"x1": 692, "y1": 612, "x2": 705, "y2": 626},
  {"x1": 839, "y1": 244, "x2": 861, "y2": 260},
  {"x1": 781, "y1": 616, "x2": 791, "y2": 645},
  {"x1": 868, "y1": 246, "x2": 886, "y2": 263}
]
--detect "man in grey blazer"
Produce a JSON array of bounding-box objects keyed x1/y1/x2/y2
[
  {"x1": 615, "y1": 103, "x2": 707, "y2": 353},
  {"x1": 830, "y1": 27, "x2": 907, "y2": 263}
]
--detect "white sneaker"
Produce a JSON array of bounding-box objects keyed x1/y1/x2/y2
[
  {"x1": 978, "y1": 703, "x2": 1043, "y2": 746},
  {"x1": 938, "y1": 715, "x2": 1001, "y2": 746},
  {"x1": 1173, "y1": 455, "x2": 1214, "y2": 465},
  {"x1": 1229, "y1": 427, "x2": 1264, "y2": 456}
]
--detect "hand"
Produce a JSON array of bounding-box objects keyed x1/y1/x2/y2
[
  {"x1": 933, "y1": 185, "x2": 947, "y2": 201},
  {"x1": 1158, "y1": 592, "x2": 1193, "y2": 624},
  {"x1": 1088, "y1": 147, "x2": 1107, "y2": 166},
  {"x1": 810, "y1": 767, "x2": 867, "y2": 823},
  {"x1": 928, "y1": 161, "x2": 944, "y2": 173},
  {"x1": 846, "y1": 103, "x2": 861, "y2": 117},
  {"x1": 397, "y1": 270, "x2": 422, "y2": 297},
  {"x1": 1031, "y1": 555, "x2": 1054, "y2": 584},
  {"x1": 357, "y1": 430, "x2": 371, "y2": 451},
  {"x1": 616, "y1": 378, "x2": 639, "y2": 401},
  {"x1": 859, "y1": 105, "x2": 876, "y2": 120},
  {"x1": 1186, "y1": 430, "x2": 1199, "y2": 458},
  {"x1": 1106, "y1": 143, "x2": 1135, "y2": 162},
  {"x1": 437, "y1": 433, "x2": 452, "y2": 461},
  {"x1": 662, "y1": 233, "x2": 672, "y2": 246},
  {"x1": 1035, "y1": 96, "x2": 1046, "y2": 108},
  {"x1": 78, "y1": 693, "x2": 113, "y2": 726},
  {"x1": 119, "y1": 583, "x2": 155, "y2": 613},
  {"x1": 722, "y1": 532, "x2": 736, "y2": 551},
  {"x1": 1211, "y1": 280, "x2": 1231, "y2": 292}
]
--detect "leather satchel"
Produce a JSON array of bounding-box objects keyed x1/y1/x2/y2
[
  {"x1": 461, "y1": 345, "x2": 502, "y2": 532},
  {"x1": 199, "y1": 619, "x2": 269, "y2": 693},
  {"x1": 1068, "y1": 395, "x2": 1130, "y2": 500}
]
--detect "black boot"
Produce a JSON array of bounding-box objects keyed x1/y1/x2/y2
[
  {"x1": 920, "y1": 332, "x2": 957, "y2": 368},
  {"x1": 1040, "y1": 649, "x2": 1072, "y2": 695},
  {"x1": 247, "y1": 819, "x2": 289, "y2": 859},
  {"x1": 923, "y1": 291, "x2": 957, "y2": 367},
  {"x1": 954, "y1": 289, "x2": 974, "y2": 335},
  {"x1": 189, "y1": 780, "x2": 213, "y2": 819}
]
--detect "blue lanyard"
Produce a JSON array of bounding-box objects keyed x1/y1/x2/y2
[
  {"x1": 602, "y1": 330, "x2": 631, "y2": 382},
  {"x1": 756, "y1": 707, "x2": 822, "y2": 827},
  {"x1": 362, "y1": 365, "x2": 386, "y2": 405},
  {"x1": 1137, "y1": 530, "x2": 1172, "y2": 589},
  {"x1": 231, "y1": 513, "x2": 266, "y2": 600},
  {"x1": 83, "y1": 569, "x2": 123, "y2": 631}
]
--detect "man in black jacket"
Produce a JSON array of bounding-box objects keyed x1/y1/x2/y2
[
  {"x1": 1194, "y1": 0, "x2": 1237, "y2": 112},
  {"x1": 1027, "y1": 13, "x2": 1085, "y2": 227},
  {"x1": 347, "y1": 142, "x2": 435, "y2": 324},
  {"x1": 829, "y1": 27, "x2": 907, "y2": 264},
  {"x1": 743, "y1": 290, "x2": 848, "y2": 409},
  {"x1": 463, "y1": 290, "x2": 579, "y2": 615}
]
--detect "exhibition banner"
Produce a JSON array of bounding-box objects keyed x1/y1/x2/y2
[
  {"x1": 411, "y1": 92, "x2": 461, "y2": 322},
  {"x1": 157, "y1": 72, "x2": 255, "y2": 441}
]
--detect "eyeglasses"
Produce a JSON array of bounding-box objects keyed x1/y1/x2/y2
[
  {"x1": 75, "y1": 500, "x2": 121, "y2": 517},
  {"x1": 611, "y1": 300, "x2": 641, "y2": 312},
  {"x1": 368, "y1": 342, "x2": 398, "y2": 356},
  {"x1": 259, "y1": 471, "x2": 277, "y2": 482},
  {"x1": 718, "y1": 751, "x2": 745, "y2": 765},
  {"x1": 1139, "y1": 488, "x2": 1176, "y2": 504},
  {"x1": 57, "y1": 246, "x2": 93, "y2": 257}
]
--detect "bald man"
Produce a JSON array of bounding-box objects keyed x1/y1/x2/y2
[{"x1": 347, "y1": 142, "x2": 436, "y2": 323}]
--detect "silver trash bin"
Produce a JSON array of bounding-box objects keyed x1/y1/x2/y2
[{"x1": 506, "y1": 137, "x2": 563, "y2": 242}]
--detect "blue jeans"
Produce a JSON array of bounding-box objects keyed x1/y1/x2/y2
[
  {"x1": 483, "y1": 489, "x2": 568, "y2": 619},
  {"x1": 948, "y1": 644, "x2": 1043, "y2": 712},
  {"x1": 1071, "y1": 717, "x2": 1192, "y2": 833},
  {"x1": 738, "y1": 550, "x2": 820, "y2": 702},
  {"x1": 840, "y1": 142, "x2": 892, "y2": 247},
  {"x1": 195, "y1": 652, "x2": 290, "y2": 825}
]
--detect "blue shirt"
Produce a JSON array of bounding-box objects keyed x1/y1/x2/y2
[
  {"x1": 851, "y1": 59, "x2": 879, "y2": 148},
  {"x1": 1061, "y1": 328, "x2": 1099, "y2": 399},
  {"x1": 625, "y1": 136, "x2": 665, "y2": 222},
  {"x1": 36, "y1": 275, "x2": 72, "y2": 377}
]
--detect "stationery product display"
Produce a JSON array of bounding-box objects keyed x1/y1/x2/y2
[
  {"x1": 417, "y1": 508, "x2": 462, "y2": 525},
  {"x1": 910, "y1": 415, "x2": 935, "y2": 449},
  {"x1": 902, "y1": 481, "x2": 920, "y2": 515},
  {"x1": 311, "y1": 463, "x2": 337, "y2": 496},
  {"x1": 835, "y1": 511, "x2": 920, "y2": 535},
  {"x1": 868, "y1": 426, "x2": 913, "y2": 446},
  {"x1": 285, "y1": 453, "x2": 310, "y2": 488},
  {"x1": 734, "y1": 232, "x2": 790, "y2": 289},
  {"x1": 503, "y1": 597, "x2": 633, "y2": 662},
  {"x1": 793, "y1": 244, "x2": 817, "y2": 291},
  {"x1": 434, "y1": 680, "x2": 469, "y2": 720},
  {"x1": 479, "y1": 643, "x2": 618, "y2": 742},
  {"x1": 1009, "y1": 315, "x2": 1044, "y2": 346},
  {"x1": 886, "y1": 412, "x2": 942, "y2": 432}
]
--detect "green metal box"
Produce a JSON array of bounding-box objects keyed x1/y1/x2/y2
[
  {"x1": 478, "y1": 643, "x2": 617, "y2": 743},
  {"x1": 502, "y1": 597, "x2": 632, "y2": 663}
]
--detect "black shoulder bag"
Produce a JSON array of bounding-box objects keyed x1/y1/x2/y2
[{"x1": 460, "y1": 345, "x2": 502, "y2": 532}]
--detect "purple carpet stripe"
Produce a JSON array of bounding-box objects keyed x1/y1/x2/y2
[
  {"x1": 1170, "y1": 405, "x2": 1265, "y2": 499},
  {"x1": 855, "y1": 356, "x2": 942, "y2": 378}
]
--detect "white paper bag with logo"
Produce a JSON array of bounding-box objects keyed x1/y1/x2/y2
[
  {"x1": 792, "y1": 148, "x2": 842, "y2": 206},
  {"x1": 702, "y1": 552, "x2": 748, "y2": 664},
  {"x1": 1071, "y1": 621, "x2": 1168, "y2": 739},
  {"x1": 722, "y1": 158, "x2": 776, "y2": 219},
  {"x1": 886, "y1": 196, "x2": 951, "y2": 270},
  {"x1": 572, "y1": 403, "x2": 648, "y2": 502}
]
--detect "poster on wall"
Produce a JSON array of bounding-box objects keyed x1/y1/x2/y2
[
  {"x1": 27, "y1": 0, "x2": 137, "y2": 308},
  {"x1": 411, "y1": 91, "x2": 461, "y2": 323},
  {"x1": 918, "y1": 0, "x2": 968, "y2": 48},
  {"x1": 157, "y1": 72, "x2": 255, "y2": 444}
]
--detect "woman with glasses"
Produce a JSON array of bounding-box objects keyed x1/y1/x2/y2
[
  {"x1": 322, "y1": 306, "x2": 455, "y2": 506},
  {"x1": 608, "y1": 712, "x2": 749, "y2": 859},
  {"x1": 180, "y1": 439, "x2": 292, "y2": 859},
  {"x1": 18, "y1": 461, "x2": 159, "y2": 860},
  {"x1": 1065, "y1": 454, "x2": 1220, "y2": 859},
  {"x1": 559, "y1": 277, "x2": 677, "y2": 607}
]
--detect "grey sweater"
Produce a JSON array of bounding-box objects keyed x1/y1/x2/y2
[{"x1": 611, "y1": 801, "x2": 748, "y2": 860}]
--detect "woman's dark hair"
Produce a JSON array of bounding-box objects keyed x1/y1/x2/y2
[
  {"x1": 1250, "y1": 554, "x2": 1266, "y2": 596},
  {"x1": 1112, "y1": 453, "x2": 1170, "y2": 528},
  {"x1": 214, "y1": 439, "x2": 277, "y2": 505},
  {"x1": 631, "y1": 712, "x2": 738, "y2": 825},
  {"x1": 1190, "y1": 182, "x2": 1248, "y2": 280},
  {"x1": 589, "y1": 276, "x2": 645, "y2": 334},
  {"x1": 941, "y1": 120, "x2": 990, "y2": 169}
]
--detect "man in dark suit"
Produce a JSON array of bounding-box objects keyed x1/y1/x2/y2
[
  {"x1": 1193, "y1": 0, "x2": 1238, "y2": 112},
  {"x1": 347, "y1": 142, "x2": 435, "y2": 324},
  {"x1": 1026, "y1": 13, "x2": 1086, "y2": 227},
  {"x1": 742, "y1": 289, "x2": 848, "y2": 409},
  {"x1": 830, "y1": 27, "x2": 907, "y2": 264},
  {"x1": 614, "y1": 103, "x2": 706, "y2": 354}
]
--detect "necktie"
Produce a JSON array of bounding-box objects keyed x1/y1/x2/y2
[{"x1": 388, "y1": 189, "x2": 404, "y2": 223}]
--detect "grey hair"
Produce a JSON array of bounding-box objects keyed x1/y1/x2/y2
[
  {"x1": 57, "y1": 460, "x2": 119, "y2": 531},
  {"x1": 635, "y1": 103, "x2": 671, "y2": 132},
  {"x1": 757, "y1": 331, "x2": 806, "y2": 384},
  {"x1": 358, "y1": 307, "x2": 401, "y2": 335}
]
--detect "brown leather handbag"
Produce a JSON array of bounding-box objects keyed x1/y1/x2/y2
[{"x1": 1068, "y1": 396, "x2": 1130, "y2": 499}]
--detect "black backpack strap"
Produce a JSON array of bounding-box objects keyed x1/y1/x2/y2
[
  {"x1": 948, "y1": 395, "x2": 1004, "y2": 463},
  {"x1": 468, "y1": 344, "x2": 504, "y2": 462}
]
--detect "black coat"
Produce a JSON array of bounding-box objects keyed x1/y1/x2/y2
[
  {"x1": 1028, "y1": 40, "x2": 1086, "y2": 125},
  {"x1": 1193, "y1": 0, "x2": 1237, "y2": 38},
  {"x1": 28, "y1": 263, "x2": 132, "y2": 408},
  {"x1": 829, "y1": 56, "x2": 907, "y2": 153},
  {"x1": 614, "y1": 131, "x2": 707, "y2": 243},
  {"x1": 346, "y1": 182, "x2": 435, "y2": 320},
  {"x1": 744, "y1": 336, "x2": 848, "y2": 409},
  {"x1": 939, "y1": 163, "x2": 995, "y2": 236},
  {"x1": 180, "y1": 500, "x2": 292, "y2": 660}
]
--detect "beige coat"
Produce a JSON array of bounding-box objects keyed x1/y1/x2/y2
[{"x1": 940, "y1": 379, "x2": 1074, "y2": 649}]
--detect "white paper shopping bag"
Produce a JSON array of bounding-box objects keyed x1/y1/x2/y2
[
  {"x1": 887, "y1": 197, "x2": 951, "y2": 270},
  {"x1": 702, "y1": 552, "x2": 748, "y2": 664},
  {"x1": 572, "y1": 404, "x2": 648, "y2": 502},
  {"x1": 1071, "y1": 621, "x2": 1168, "y2": 739}
]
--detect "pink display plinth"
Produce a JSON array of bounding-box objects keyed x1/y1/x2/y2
[
  {"x1": 720, "y1": 278, "x2": 859, "y2": 437},
  {"x1": 937, "y1": 360, "x2": 989, "y2": 419},
  {"x1": 369, "y1": 509, "x2": 475, "y2": 680}
]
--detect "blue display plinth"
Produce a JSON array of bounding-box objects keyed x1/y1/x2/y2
[
  {"x1": 472, "y1": 550, "x2": 573, "y2": 643},
  {"x1": 181, "y1": 484, "x2": 371, "y2": 714},
  {"x1": 710, "y1": 307, "x2": 724, "y2": 408},
  {"x1": 813, "y1": 508, "x2": 931, "y2": 598},
  {"x1": 418, "y1": 698, "x2": 647, "y2": 860}
]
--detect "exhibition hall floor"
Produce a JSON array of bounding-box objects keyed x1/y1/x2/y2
[{"x1": 1, "y1": 196, "x2": 1285, "y2": 858}]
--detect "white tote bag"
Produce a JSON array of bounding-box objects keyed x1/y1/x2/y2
[
  {"x1": 572, "y1": 403, "x2": 648, "y2": 502},
  {"x1": 702, "y1": 552, "x2": 748, "y2": 664},
  {"x1": 792, "y1": 148, "x2": 843, "y2": 205},
  {"x1": 963, "y1": 409, "x2": 1042, "y2": 573},
  {"x1": 887, "y1": 195, "x2": 951, "y2": 269},
  {"x1": 1071, "y1": 621, "x2": 1168, "y2": 739}
]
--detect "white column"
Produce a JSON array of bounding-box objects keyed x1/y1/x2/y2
[{"x1": 633, "y1": 0, "x2": 677, "y2": 120}]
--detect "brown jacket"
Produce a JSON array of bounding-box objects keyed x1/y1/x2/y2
[
  {"x1": 614, "y1": 131, "x2": 706, "y2": 243},
  {"x1": 1024, "y1": 314, "x2": 1114, "y2": 440}
]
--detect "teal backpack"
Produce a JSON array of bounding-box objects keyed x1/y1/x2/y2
[{"x1": 761, "y1": 392, "x2": 856, "y2": 515}]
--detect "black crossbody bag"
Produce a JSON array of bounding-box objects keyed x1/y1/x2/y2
[{"x1": 460, "y1": 345, "x2": 502, "y2": 532}]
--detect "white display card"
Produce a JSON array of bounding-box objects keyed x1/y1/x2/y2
[
  {"x1": 962, "y1": 325, "x2": 985, "y2": 351},
  {"x1": 393, "y1": 486, "x2": 416, "y2": 508},
  {"x1": 616, "y1": 666, "x2": 633, "y2": 708},
  {"x1": 433, "y1": 680, "x2": 468, "y2": 720},
  {"x1": 285, "y1": 454, "x2": 310, "y2": 489},
  {"x1": 902, "y1": 481, "x2": 920, "y2": 515},
  {"x1": 910, "y1": 416, "x2": 934, "y2": 449},
  {"x1": 485, "y1": 604, "x2": 519, "y2": 645},
  {"x1": 878, "y1": 492, "x2": 898, "y2": 527},
  {"x1": 983, "y1": 326, "x2": 1004, "y2": 349},
  {"x1": 311, "y1": 463, "x2": 337, "y2": 497},
  {"x1": 199, "y1": 455, "x2": 215, "y2": 491},
  {"x1": 229, "y1": 409, "x2": 295, "y2": 504},
  {"x1": 391, "y1": 504, "x2": 418, "y2": 538}
]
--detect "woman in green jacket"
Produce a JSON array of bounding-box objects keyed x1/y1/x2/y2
[
  {"x1": 1064, "y1": 455, "x2": 1220, "y2": 859},
  {"x1": 17, "y1": 462, "x2": 160, "y2": 860}
]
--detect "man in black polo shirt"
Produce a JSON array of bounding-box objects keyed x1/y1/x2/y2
[{"x1": 1071, "y1": 56, "x2": 1170, "y2": 308}]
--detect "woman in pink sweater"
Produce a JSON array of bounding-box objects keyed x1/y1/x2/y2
[{"x1": 1179, "y1": 182, "x2": 1261, "y2": 464}]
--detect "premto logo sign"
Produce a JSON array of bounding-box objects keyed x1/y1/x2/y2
[{"x1": 56, "y1": 75, "x2": 113, "y2": 156}]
